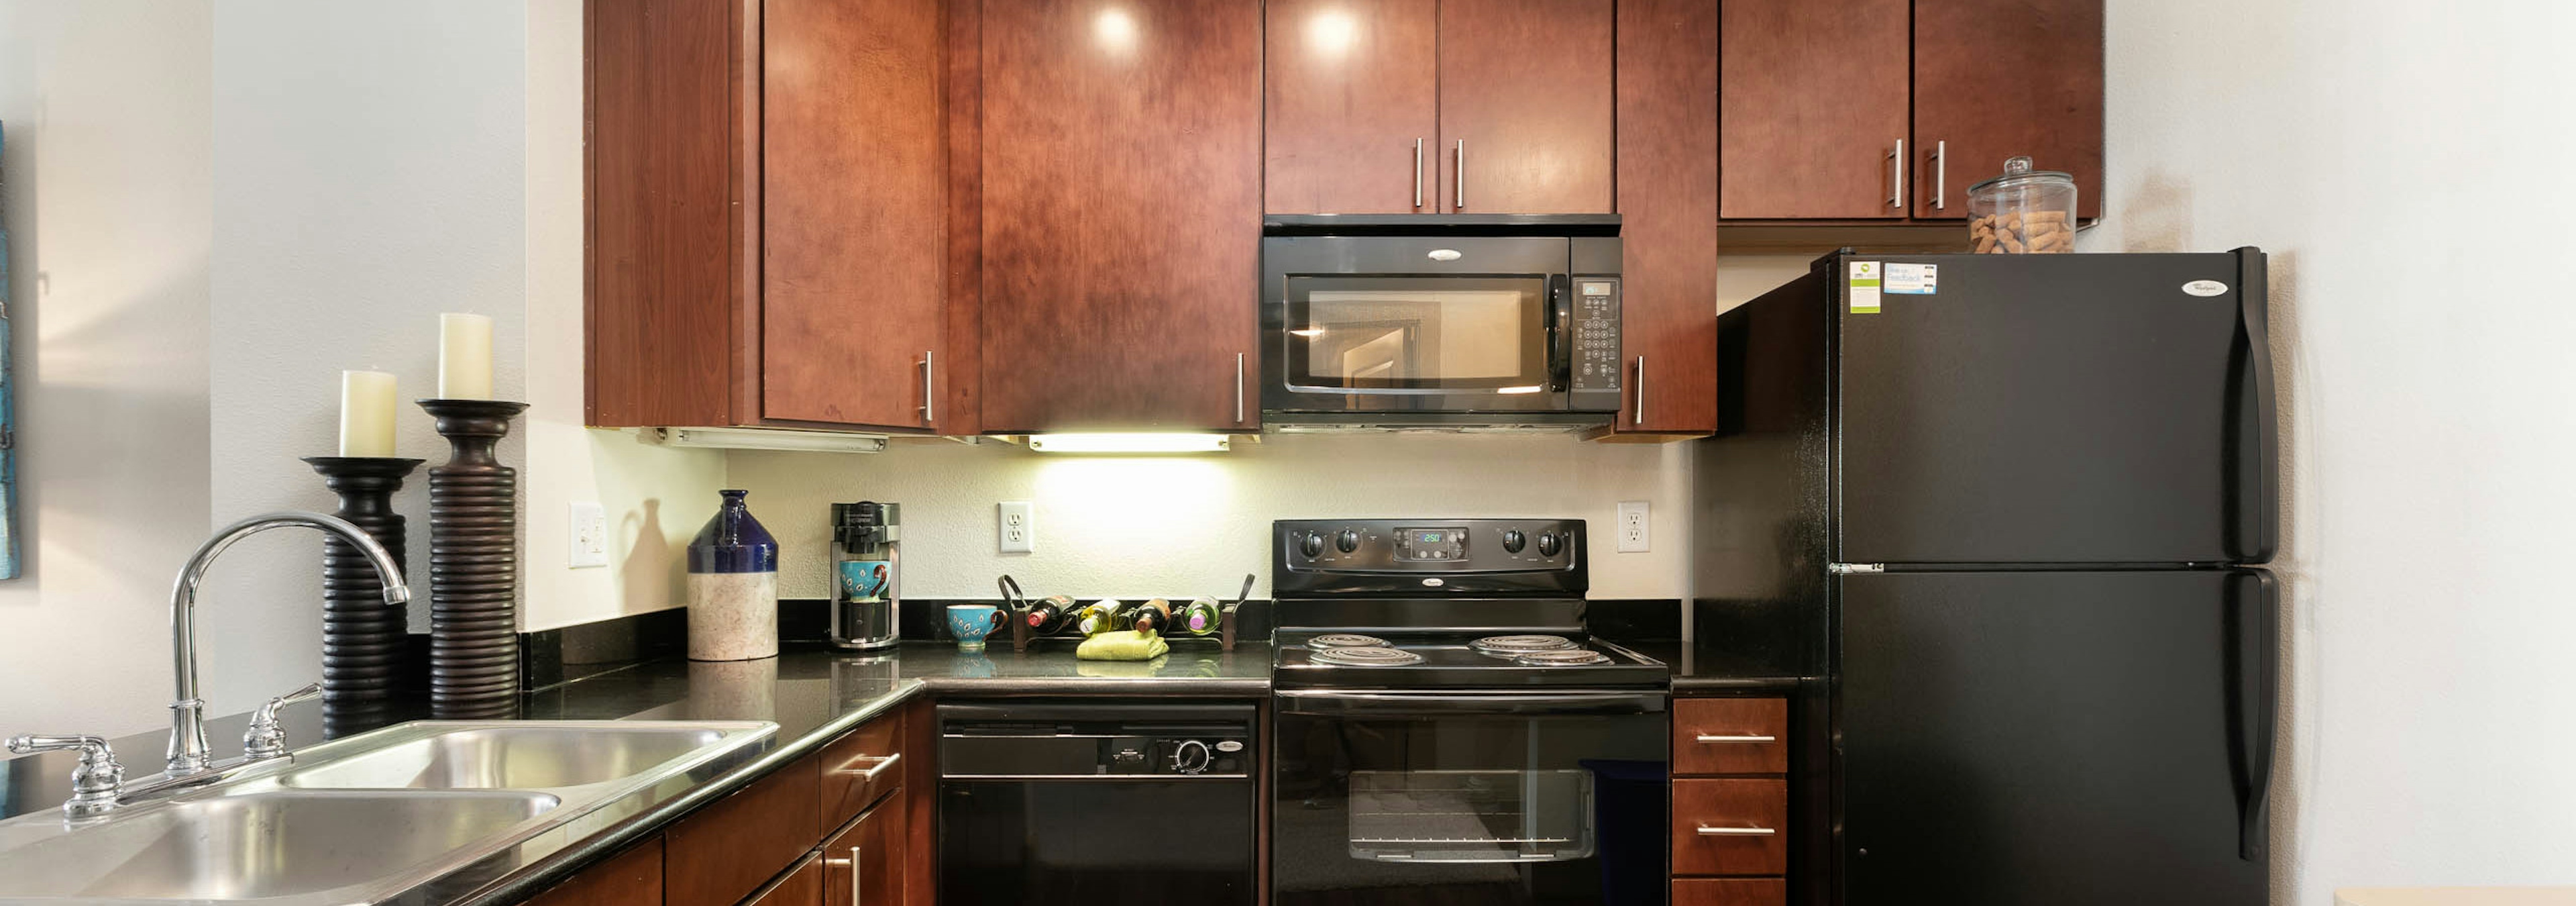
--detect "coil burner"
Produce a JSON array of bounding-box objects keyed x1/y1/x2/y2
[{"x1": 1309, "y1": 646, "x2": 1428, "y2": 667}]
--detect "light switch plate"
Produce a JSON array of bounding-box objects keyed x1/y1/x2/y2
[
  {"x1": 568, "y1": 501, "x2": 608, "y2": 568},
  {"x1": 1616, "y1": 501, "x2": 1650, "y2": 552},
  {"x1": 999, "y1": 501, "x2": 1035, "y2": 554}
]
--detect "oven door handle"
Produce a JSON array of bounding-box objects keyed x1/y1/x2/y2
[
  {"x1": 1546, "y1": 273, "x2": 1571, "y2": 391},
  {"x1": 1276, "y1": 689, "x2": 1666, "y2": 716}
]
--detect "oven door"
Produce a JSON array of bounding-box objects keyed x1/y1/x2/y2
[
  {"x1": 1263, "y1": 236, "x2": 1572, "y2": 416},
  {"x1": 1273, "y1": 690, "x2": 1670, "y2": 906}
]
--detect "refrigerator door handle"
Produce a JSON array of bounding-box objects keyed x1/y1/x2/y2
[
  {"x1": 2227, "y1": 568, "x2": 2279, "y2": 860},
  {"x1": 2234, "y1": 249, "x2": 2279, "y2": 560}
]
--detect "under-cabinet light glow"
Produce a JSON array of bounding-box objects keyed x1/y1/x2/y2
[{"x1": 1026, "y1": 433, "x2": 1232, "y2": 454}]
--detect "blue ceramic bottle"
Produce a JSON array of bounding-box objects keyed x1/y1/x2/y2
[{"x1": 687, "y1": 489, "x2": 780, "y2": 660}]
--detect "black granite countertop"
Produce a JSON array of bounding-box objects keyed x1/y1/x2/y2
[
  {"x1": 1611, "y1": 640, "x2": 1808, "y2": 693},
  {"x1": 0, "y1": 640, "x2": 1272, "y2": 906}
]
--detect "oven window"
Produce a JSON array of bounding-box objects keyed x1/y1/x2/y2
[
  {"x1": 1285, "y1": 276, "x2": 1548, "y2": 391},
  {"x1": 1348, "y1": 769, "x2": 1595, "y2": 862},
  {"x1": 1275, "y1": 711, "x2": 1668, "y2": 906}
]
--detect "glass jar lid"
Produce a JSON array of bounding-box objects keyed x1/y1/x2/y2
[{"x1": 1968, "y1": 156, "x2": 2074, "y2": 195}]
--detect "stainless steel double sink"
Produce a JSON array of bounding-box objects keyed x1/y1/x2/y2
[{"x1": 0, "y1": 720, "x2": 776, "y2": 905}]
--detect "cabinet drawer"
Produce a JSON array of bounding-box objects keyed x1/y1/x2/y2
[
  {"x1": 1671, "y1": 778, "x2": 1787, "y2": 876},
  {"x1": 667, "y1": 754, "x2": 823, "y2": 906},
  {"x1": 527, "y1": 837, "x2": 663, "y2": 906},
  {"x1": 1672, "y1": 878, "x2": 1786, "y2": 906},
  {"x1": 1673, "y1": 697, "x2": 1787, "y2": 774},
  {"x1": 822, "y1": 794, "x2": 906, "y2": 906},
  {"x1": 819, "y1": 711, "x2": 905, "y2": 833}
]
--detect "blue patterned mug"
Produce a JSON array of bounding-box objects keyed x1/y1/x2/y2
[{"x1": 946, "y1": 605, "x2": 1006, "y2": 652}]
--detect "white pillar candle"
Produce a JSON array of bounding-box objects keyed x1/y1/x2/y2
[
  {"x1": 437, "y1": 313, "x2": 494, "y2": 399},
  {"x1": 339, "y1": 370, "x2": 398, "y2": 457}
]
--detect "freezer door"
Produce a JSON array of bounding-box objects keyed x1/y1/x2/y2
[
  {"x1": 1835, "y1": 251, "x2": 2275, "y2": 565},
  {"x1": 1839, "y1": 569, "x2": 2275, "y2": 905}
]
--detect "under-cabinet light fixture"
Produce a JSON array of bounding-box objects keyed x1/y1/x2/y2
[
  {"x1": 1024, "y1": 433, "x2": 1233, "y2": 454},
  {"x1": 639, "y1": 426, "x2": 891, "y2": 454}
]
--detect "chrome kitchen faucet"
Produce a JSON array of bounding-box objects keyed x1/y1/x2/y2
[{"x1": 6, "y1": 511, "x2": 409, "y2": 817}]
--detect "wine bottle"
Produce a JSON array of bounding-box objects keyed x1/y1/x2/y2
[
  {"x1": 1075, "y1": 599, "x2": 1120, "y2": 636},
  {"x1": 1175, "y1": 596, "x2": 1222, "y2": 636},
  {"x1": 1024, "y1": 595, "x2": 1073, "y2": 636}
]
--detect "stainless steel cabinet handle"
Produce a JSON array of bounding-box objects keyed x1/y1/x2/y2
[
  {"x1": 1932, "y1": 139, "x2": 1947, "y2": 210},
  {"x1": 1633, "y1": 356, "x2": 1646, "y2": 425},
  {"x1": 1696, "y1": 825, "x2": 1778, "y2": 837},
  {"x1": 1888, "y1": 139, "x2": 1906, "y2": 209},
  {"x1": 1413, "y1": 138, "x2": 1424, "y2": 209},
  {"x1": 1234, "y1": 352, "x2": 1246, "y2": 423},
  {"x1": 1454, "y1": 140, "x2": 1465, "y2": 210},
  {"x1": 824, "y1": 846, "x2": 864, "y2": 904},
  {"x1": 1693, "y1": 734, "x2": 1778, "y2": 744},
  {"x1": 918, "y1": 351, "x2": 934, "y2": 423},
  {"x1": 852, "y1": 752, "x2": 901, "y2": 782}
]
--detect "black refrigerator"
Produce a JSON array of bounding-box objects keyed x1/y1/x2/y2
[{"x1": 1693, "y1": 250, "x2": 2276, "y2": 905}]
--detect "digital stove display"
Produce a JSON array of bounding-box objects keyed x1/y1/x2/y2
[{"x1": 1395, "y1": 527, "x2": 1467, "y2": 561}]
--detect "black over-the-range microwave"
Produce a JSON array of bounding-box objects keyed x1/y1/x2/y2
[{"x1": 1260, "y1": 215, "x2": 1621, "y2": 427}]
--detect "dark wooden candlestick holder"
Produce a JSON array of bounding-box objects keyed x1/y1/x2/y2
[
  {"x1": 419, "y1": 399, "x2": 528, "y2": 719},
  {"x1": 303, "y1": 456, "x2": 423, "y2": 736}
]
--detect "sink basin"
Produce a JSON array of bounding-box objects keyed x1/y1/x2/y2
[
  {"x1": 0, "y1": 790, "x2": 556, "y2": 901},
  {"x1": 278, "y1": 724, "x2": 746, "y2": 791},
  {"x1": 0, "y1": 719, "x2": 775, "y2": 905}
]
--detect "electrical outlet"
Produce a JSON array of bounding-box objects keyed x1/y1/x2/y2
[
  {"x1": 998, "y1": 501, "x2": 1035, "y2": 554},
  {"x1": 1615, "y1": 501, "x2": 1650, "y2": 552},
  {"x1": 568, "y1": 501, "x2": 608, "y2": 568}
]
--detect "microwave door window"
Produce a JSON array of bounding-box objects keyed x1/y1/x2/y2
[{"x1": 1288, "y1": 279, "x2": 1548, "y2": 391}]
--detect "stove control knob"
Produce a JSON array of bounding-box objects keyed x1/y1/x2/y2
[
  {"x1": 1172, "y1": 740, "x2": 1212, "y2": 775},
  {"x1": 1299, "y1": 531, "x2": 1324, "y2": 558},
  {"x1": 1336, "y1": 529, "x2": 1360, "y2": 553},
  {"x1": 1502, "y1": 529, "x2": 1527, "y2": 553},
  {"x1": 1536, "y1": 532, "x2": 1563, "y2": 556}
]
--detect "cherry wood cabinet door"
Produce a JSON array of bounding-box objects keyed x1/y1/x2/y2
[
  {"x1": 979, "y1": 0, "x2": 1261, "y2": 432},
  {"x1": 746, "y1": 854, "x2": 824, "y2": 906},
  {"x1": 1613, "y1": 0, "x2": 1717, "y2": 435},
  {"x1": 1672, "y1": 878, "x2": 1788, "y2": 906},
  {"x1": 1911, "y1": 0, "x2": 2103, "y2": 220},
  {"x1": 1437, "y1": 0, "x2": 1614, "y2": 214},
  {"x1": 1718, "y1": 0, "x2": 1911, "y2": 219},
  {"x1": 526, "y1": 838, "x2": 663, "y2": 906},
  {"x1": 822, "y1": 795, "x2": 906, "y2": 906},
  {"x1": 1265, "y1": 0, "x2": 1440, "y2": 214},
  {"x1": 762, "y1": 0, "x2": 947, "y2": 428}
]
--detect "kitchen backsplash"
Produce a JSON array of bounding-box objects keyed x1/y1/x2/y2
[{"x1": 727, "y1": 432, "x2": 1697, "y2": 602}]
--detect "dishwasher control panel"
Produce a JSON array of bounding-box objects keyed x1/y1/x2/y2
[{"x1": 938, "y1": 702, "x2": 1254, "y2": 778}]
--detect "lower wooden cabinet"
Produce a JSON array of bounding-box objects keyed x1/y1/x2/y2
[
  {"x1": 745, "y1": 854, "x2": 824, "y2": 906},
  {"x1": 1672, "y1": 697, "x2": 1791, "y2": 893},
  {"x1": 667, "y1": 753, "x2": 824, "y2": 906},
  {"x1": 1673, "y1": 877, "x2": 1788, "y2": 906},
  {"x1": 821, "y1": 795, "x2": 905, "y2": 906},
  {"x1": 527, "y1": 837, "x2": 664, "y2": 906}
]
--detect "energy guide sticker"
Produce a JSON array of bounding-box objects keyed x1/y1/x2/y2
[
  {"x1": 1848, "y1": 261, "x2": 1882, "y2": 313},
  {"x1": 1886, "y1": 262, "x2": 1937, "y2": 295}
]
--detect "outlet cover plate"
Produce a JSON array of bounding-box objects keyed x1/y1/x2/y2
[
  {"x1": 1615, "y1": 501, "x2": 1650, "y2": 553},
  {"x1": 999, "y1": 501, "x2": 1034, "y2": 554},
  {"x1": 569, "y1": 501, "x2": 608, "y2": 568}
]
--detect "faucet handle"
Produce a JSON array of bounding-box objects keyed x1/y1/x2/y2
[
  {"x1": 243, "y1": 683, "x2": 322, "y2": 760},
  {"x1": 7, "y1": 734, "x2": 126, "y2": 818}
]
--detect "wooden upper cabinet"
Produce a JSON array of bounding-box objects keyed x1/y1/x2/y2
[
  {"x1": 1718, "y1": 0, "x2": 1911, "y2": 219},
  {"x1": 1613, "y1": 0, "x2": 1717, "y2": 436},
  {"x1": 1438, "y1": 0, "x2": 1614, "y2": 214},
  {"x1": 1265, "y1": 0, "x2": 1440, "y2": 214},
  {"x1": 1911, "y1": 0, "x2": 2104, "y2": 220},
  {"x1": 977, "y1": 0, "x2": 1261, "y2": 434},
  {"x1": 762, "y1": 0, "x2": 949, "y2": 429}
]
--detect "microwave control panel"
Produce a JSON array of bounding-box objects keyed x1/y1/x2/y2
[{"x1": 1570, "y1": 278, "x2": 1621, "y2": 392}]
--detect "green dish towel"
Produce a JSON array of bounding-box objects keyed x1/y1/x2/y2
[{"x1": 1075, "y1": 630, "x2": 1169, "y2": 661}]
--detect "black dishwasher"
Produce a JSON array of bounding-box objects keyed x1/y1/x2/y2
[{"x1": 937, "y1": 701, "x2": 1258, "y2": 905}]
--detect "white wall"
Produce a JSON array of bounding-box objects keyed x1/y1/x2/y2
[
  {"x1": 2097, "y1": 1, "x2": 2576, "y2": 901},
  {"x1": 0, "y1": 0, "x2": 214, "y2": 736}
]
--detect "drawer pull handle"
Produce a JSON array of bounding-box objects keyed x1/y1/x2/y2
[
  {"x1": 851, "y1": 752, "x2": 902, "y2": 782},
  {"x1": 1693, "y1": 734, "x2": 1778, "y2": 744},
  {"x1": 1695, "y1": 825, "x2": 1778, "y2": 836}
]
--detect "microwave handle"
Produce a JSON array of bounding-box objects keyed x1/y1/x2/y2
[{"x1": 1548, "y1": 274, "x2": 1571, "y2": 391}]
